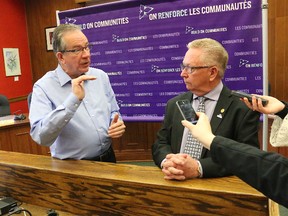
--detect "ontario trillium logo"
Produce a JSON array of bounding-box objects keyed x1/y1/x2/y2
[
  {"x1": 112, "y1": 34, "x2": 120, "y2": 42},
  {"x1": 64, "y1": 17, "x2": 77, "y2": 24},
  {"x1": 239, "y1": 59, "x2": 249, "y2": 67},
  {"x1": 139, "y1": 4, "x2": 154, "y2": 20},
  {"x1": 185, "y1": 26, "x2": 194, "y2": 34},
  {"x1": 151, "y1": 65, "x2": 159, "y2": 72}
]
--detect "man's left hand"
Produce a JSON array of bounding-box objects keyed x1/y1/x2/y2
[
  {"x1": 162, "y1": 153, "x2": 200, "y2": 180},
  {"x1": 108, "y1": 113, "x2": 126, "y2": 138}
]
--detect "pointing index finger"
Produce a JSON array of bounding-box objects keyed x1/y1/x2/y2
[{"x1": 79, "y1": 75, "x2": 97, "y2": 81}]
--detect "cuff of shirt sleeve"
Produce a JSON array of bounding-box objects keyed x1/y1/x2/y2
[
  {"x1": 63, "y1": 93, "x2": 82, "y2": 113},
  {"x1": 160, "y1": 158, "x2": 167, "y2": 169},
  {"x1": 197, "y1": 160, "x2": 203, "y2": 178}
]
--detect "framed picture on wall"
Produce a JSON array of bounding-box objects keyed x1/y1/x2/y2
[
  {"x1": 45, "y1": 26, "x2": 56, "y2": 51},
  {"x1": 3, "y1": 48, "x2": 21, "y2": 76}
]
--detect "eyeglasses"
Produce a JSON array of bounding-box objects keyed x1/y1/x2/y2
[
  {"x1": 180, "y1": 63, "x2": 212, "y2": 74},
  {"x1": 60, "y1": 45, "x2": 92, "y2": 55}
]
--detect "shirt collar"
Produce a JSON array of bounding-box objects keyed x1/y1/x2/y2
[
  {"x1": 193, "y1": 81, "x2": 223, "y2": 101},
  {"x1": 55, "y1": 65, "x2": 88, "y2": 87},
  {"x1": 55, "y1": 64, "x2": 72, "y2": 86}
]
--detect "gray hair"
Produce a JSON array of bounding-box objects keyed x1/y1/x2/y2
[
  {"x1": 187, "y1": 38, "x2": 228, "y2": 78},
  {"x1": 52, "y1": 24, "x2": 82, "y2": 53}
]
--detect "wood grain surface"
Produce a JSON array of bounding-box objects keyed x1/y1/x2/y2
[{"x1": 0, "y1": 151, "x2": 268, "y2": 215}]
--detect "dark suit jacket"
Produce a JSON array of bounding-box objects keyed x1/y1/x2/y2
[
  {"x1": 152, "y1": 86, "x2": 260, "y2": 178},
  {"x1": 211, "y1": 136, "x2": 288, "y2": 208}
]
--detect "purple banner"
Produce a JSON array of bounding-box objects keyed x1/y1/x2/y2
[{"x1": 59, "y1": 0, "x2": 263, "y2": 121}]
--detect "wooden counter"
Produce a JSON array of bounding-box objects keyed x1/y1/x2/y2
[
  {"x1": 0, "y1": 114, "x2": 49, "y2": 155},
  {"x1": 0, "y1": 151, "x2": 269, "y2": 215}
]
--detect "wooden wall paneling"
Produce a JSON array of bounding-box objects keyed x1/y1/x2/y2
[
  {"x1": 285, "y1": 15, "x2": 288, "y2": 99},
  {"x1": 84, "y1": 0, "x2": 119, "y2": 6},
  {"x1": 37, "y1": 145, "x2": 51, "y2": 156},
  {"x1": 113, "y1": 122, "x2": 160, "y2": 161},
  {"x1": 10, "y1": 126, "x2": 35, "y2": 154},
  {"x1": 25, "y1": 0, "x2": 81, "y2": 83},
  {"x1": 0, "y1": 120, "x2": 50, "y2": 156},
  {"x1": 279, "y1": 147, "x2": 288, "y2": 158},
  {"x1": 74, "y1": 0, "x2": 90, "y2": 3},
  {"x1": 0, "y1": 113, "x2": 50, "y2": 156},
  {"x1": 275, "y1": 0, "x2": 287, "y2": 17},
  {"x1": 268, "y1": 0, "x2": 288, "y2": 102},
  {"x1": 146, "y1": 122, "x2": 162, "y2": 149},
  {"x1": 260, "y1": 0, "x2": 288, "y2": 155},
  {"x1": 274, "y1": 17, "x2": 286, "y2": 98},
  {"x1": 283, "y1": 14, "x2": 288, "y2": 101},
  {"x1": 268, "y1": 3, "x2": 276, "y2": 97},
  {"x1": 0, "y1": 130, "x2": 12, "y2": 151},
  {"x1": 124, "y1": 122, "x2": 148, "y2": 151}
]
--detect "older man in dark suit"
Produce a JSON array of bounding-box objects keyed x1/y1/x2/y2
[{"x1": 152, "y1": 38, "x2": 260, "y2": 179}]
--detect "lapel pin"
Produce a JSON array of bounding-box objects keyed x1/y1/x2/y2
[{"x1": 217, "y1": 114, "x2": 223, "y2": 119}]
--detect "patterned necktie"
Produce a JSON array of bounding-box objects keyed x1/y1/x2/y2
[{"x1": 183, "y1": 97, "x2": 206, "y2": 159}]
